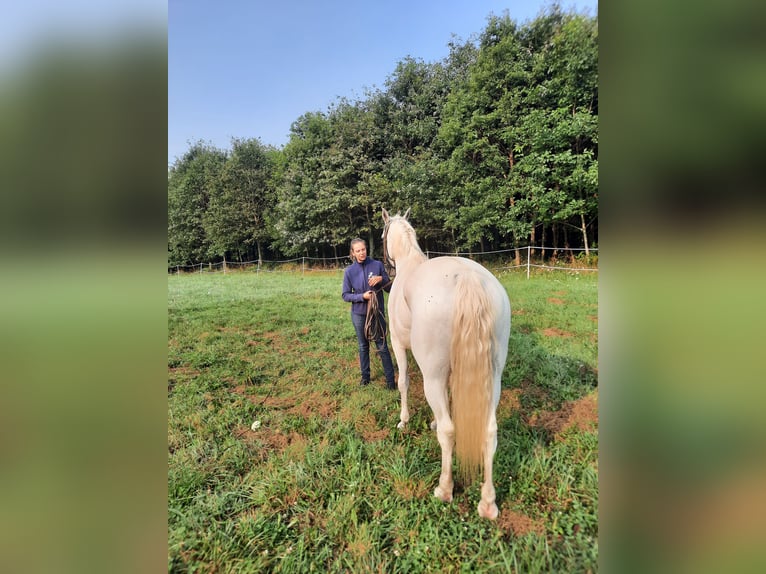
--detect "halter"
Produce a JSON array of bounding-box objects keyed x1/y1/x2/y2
[{"x1": 381, "y1": 220, "x2": 396, "y2": 279}]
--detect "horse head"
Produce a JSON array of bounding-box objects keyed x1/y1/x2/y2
[
  {"x1": 381, "y1": 207, "x2": 410, "y2": 225},
  {"x1": 381, "y1": 208, "x2": 412, "y2": 275}
]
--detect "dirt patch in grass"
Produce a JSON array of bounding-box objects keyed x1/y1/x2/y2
[
  {"x1": 217, "y1": 326, "x2": 257, "y2": 335},
  {"x1": 245, "y1": 330, "x2": 298, "y2": 353},
  {"x1": 497, "y1": 388, "x2": 522, "y2": 419},
  {"x1": 234, "y1": 426, "x2": 305, "y2": 460},
  {"x1": 345, "y1": 536, "x2": 373, "y2": 560},
  {"x1": 496, "y1": 506, "x2": 545, "y2": 536},
  {"x1": 541, "y1": 327, "x2": 574, "y2": 338},
  {"x1": 358, "y1": 412, "x2": 390, "y2": 441},
  {"x1": 350, "y1": 409, "x2": 391, "y2": 442},
  {"x1": 519, "y1": 379, "x2": 549, "y2": 402},
  {"x1": 338, "y1": 404, "x2": 358, "y2": 425},
  {"x1": 284, "y1": 434, "x2": 310, "y2": 461},
  {"x1": 231, "y1": 386, "x2": 339, "y2": 419},
  {"x1": 547, "y1": 297, "x2": 565, "y2": 305},
  {"x1": 363, "y1": 428, "x2": 391, "y2": 442},
  {"x1": 342, "y1": 357, "x2": 359, "y2": 371},
  {"x1": 288, "y1": 391, "x2": 338, "y2": 418},
  {"x1": 528, "y1": 393, "x2": 598, "y2": 440},
  {"x1": 393, "y1": 477, "x2": 430, "y2": 500},
  {"x1": 231, "y1": 386, "x2": 339, "y2": 456},
  {"x1": 308, "y1": 350, "x2": 335, "y2": 360},
  {"x1": 168, "y1": 365, "x2": 201, "y2": 378},
  {"x1": 243, "y1": 329, "x2": 317, "y2": 365}
]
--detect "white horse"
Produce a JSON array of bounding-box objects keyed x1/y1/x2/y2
[{"x1": 381, "y1": 208, "x2": 511, "y2": 519}]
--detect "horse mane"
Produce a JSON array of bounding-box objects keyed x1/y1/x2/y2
[{"x1": 390, "y1": 216, "x2": 427, "y2": 263}]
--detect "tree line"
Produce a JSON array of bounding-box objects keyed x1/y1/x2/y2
[{"x1": 168, "y1": 6, "x2": 597, "y2": 268}]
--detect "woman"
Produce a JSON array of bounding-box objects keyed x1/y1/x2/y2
[{"x1": 341, "y1": 238, "x2": 396, "y2": 389}]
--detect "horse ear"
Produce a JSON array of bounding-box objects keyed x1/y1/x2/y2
[
  {"x1": 382, "y1": 208, "x2": 390, "y2": 223},
  {"x1": 403, "y1": 208, "x2": 411, "y2": 220}
]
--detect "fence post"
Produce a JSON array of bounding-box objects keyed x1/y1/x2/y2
[
  {"x1": 302, "y1": 257, "x2": 305, "y2": 275},
  {"x1": 526, "y1": 246, "x2": 531, "y2": 280}
]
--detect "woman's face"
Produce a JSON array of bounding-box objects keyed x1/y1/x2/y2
[{"x1": 351, "y1": 243, "x2": 367, "y2": 263}]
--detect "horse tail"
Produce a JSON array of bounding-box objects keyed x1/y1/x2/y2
[{"x1": 450, "y1": 271, "x2": 495, "y2": 485}]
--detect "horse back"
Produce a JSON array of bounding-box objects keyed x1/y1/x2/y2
[{"x1": 404, "y1": 257, "x2": 510, "y2": 349}]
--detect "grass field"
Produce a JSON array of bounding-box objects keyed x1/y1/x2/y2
[{"x1": 168, "y1": 269, "x2": 598, "y2": 572}]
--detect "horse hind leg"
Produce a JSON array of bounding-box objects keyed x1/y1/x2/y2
[
  {"x1": 390, "y1": 338, "x2": 410, "y2": 429},
  {"x1": 423, "y1": 379, "x2": 454, "y2": 503},
  {"x1": 477, "y1": 412, "x2": 499, "y2": 519},
  {"x1": 478, "y1": 356, "x2": 505, "y2": 519}
]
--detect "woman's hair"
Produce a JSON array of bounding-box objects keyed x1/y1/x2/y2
[{"x1": 349, "y1": 237, "x2": 366, "y2": 257}]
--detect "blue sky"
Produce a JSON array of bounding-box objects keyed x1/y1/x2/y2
[{"x1": 168, "y1": 0, "x2": 597, "y2": 165}]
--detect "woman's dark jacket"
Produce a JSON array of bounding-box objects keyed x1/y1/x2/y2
[{"x1": 342, "y1": 257, "x2": 391, "y2": 316}]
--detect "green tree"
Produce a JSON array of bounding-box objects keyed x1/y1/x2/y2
[
  {"x1": 276, "y1": 101, "x2": 387, "y2": 258},
  {"x1": 438, "y1": 14, "x2": 527, "y2": 251},
  {"x1": 370, "y1": 41, "x2": 478, "y2": 251},
  {"x1": 273, "y1": 111, "x2": 334, "y2": 256},
  {"x1": 167, "y1": 141, "x2": 226, "y2": 266},
  {"x1": 438, "y1": 7, "x2": 598, "y2": 255},
  {"x1": 204, "y1": 138, "x2": 277, "y2": 266},
  {"x1": 510, "y1": 8, "x2": 598, "y2": 254}
]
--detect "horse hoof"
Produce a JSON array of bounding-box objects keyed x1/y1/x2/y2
[
  {"x1": 477, "y1": 501, "x2": 499, "y2": 520},
  {"x1": 430, "y1": 420, "x2": 437, "y2": 431},
  {"x1": 434, "y1": 487, "x2": 452, "y2": 503},
  {"x1": 396, "y1": 421, "x2": 406, "y2": 429}
]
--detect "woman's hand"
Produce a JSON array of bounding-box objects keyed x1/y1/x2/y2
[{"x1": 368, "y1": 275, "x2": 382, "y2": 287}]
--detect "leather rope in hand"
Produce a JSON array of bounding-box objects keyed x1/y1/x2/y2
[{"x1": 364, "y1": 291, "x2": 387, "y2": 342}]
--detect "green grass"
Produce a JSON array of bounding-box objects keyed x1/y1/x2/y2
[{"x1": 168, "y1": 269, "x2": 598, "y2": 573}]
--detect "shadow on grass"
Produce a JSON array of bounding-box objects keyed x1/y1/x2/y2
[{"x1": 490, "y1": 328, "x2": 598, "y2": 515}]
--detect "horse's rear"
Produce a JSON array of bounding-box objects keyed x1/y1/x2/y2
[{"x1": 404, "y1": 256, "x2": 511, "y2": 519}]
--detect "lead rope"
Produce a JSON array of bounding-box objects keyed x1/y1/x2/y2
[
  {"x1": 364, "y1": 290, "x2": 387, "y2": 342},
  {"x1": 367, "y1": 224, "x2": 395, "y2": 342}
]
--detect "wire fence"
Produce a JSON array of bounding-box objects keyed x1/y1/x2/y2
[{"x1": 169, "y1": 246, "x2": 597, "y2": 279}]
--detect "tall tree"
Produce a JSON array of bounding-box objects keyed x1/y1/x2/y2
[
  {"x1": 512, "y1": 8, "x2": 598, "y2": 253},
  {"x1": 273, "y1": 111, "x2": 334, "y2": 256},
  {"x1": 275, "y1": 101, "x2": 385, "y2": 258},
  {"x1": 168, "y1": 142, "x2": 226, "y2": 266},
  {"x1": 371, "y1": 42, "x2": 478, "y2": 250},
  {"x1": 204, "y1": 138, "x2": 277, "y2": 265},
  {"x1": 438, "y1": 7, "x2": 598, "y2": 254}
]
